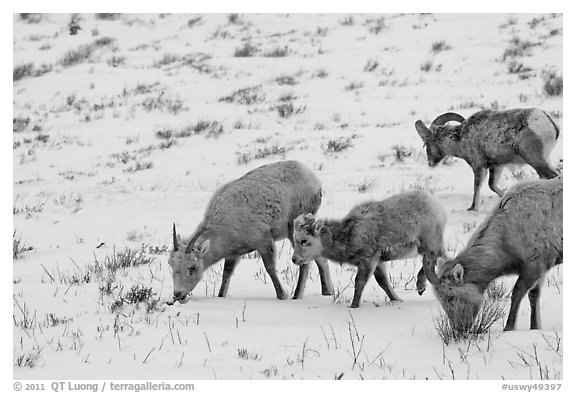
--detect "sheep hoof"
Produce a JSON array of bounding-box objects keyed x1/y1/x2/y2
[
  {"x1": 467, "y1": 206, "x2": 477, "y2": 212},
  {"x1": 322, "y1": 288, "x2": 335, "y2": 296},
  {"x1": 277, "y1": 293, "x2": 289, "y2": 300},
  {"x1": 417, "y1": 288, "x2": 426, "y2": 296}
]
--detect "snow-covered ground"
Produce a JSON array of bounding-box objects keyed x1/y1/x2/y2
[{"x1": 13, "y1": 13, "x2": 563, "y2": 380}]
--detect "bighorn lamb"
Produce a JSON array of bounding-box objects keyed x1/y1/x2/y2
[
  {"x1": 415, "y1": 108, "x2": 560, "y2": 211},
  {"x1": 168, "y1": 160, "x2": 334, "y2": 303},
  {"x1": 424, "y1": 177, "x2": 562, "y2": 331},
  {"x1": 291, "y1": 190, "x2": 447, "y2": 308}
]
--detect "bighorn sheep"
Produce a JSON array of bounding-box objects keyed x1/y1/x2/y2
[
  {"x1": 168, "y1": 160, "x2": 334, "y2": 304},
  {"x1": 424, "y1": 177, "x2": 562, "y2": 331},
  {"x1": 291, "y1": 190, "x2": 447, "y2": 308},
  {"x1": 415, "y1": 108, "x2": 560, "y2": 211}
]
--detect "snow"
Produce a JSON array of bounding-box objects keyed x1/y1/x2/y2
[{"x1": 13, "y1": 13, "x2": 563, "y2": 380}]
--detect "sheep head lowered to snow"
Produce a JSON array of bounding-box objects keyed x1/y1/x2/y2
[
  {"x1": 167, "y1": 160, "x2": 334, "y2": 304},
  {"x1": 424, "y1": 177, "x2": 563, "y2": 331}
]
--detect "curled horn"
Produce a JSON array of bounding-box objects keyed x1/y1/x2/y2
[
  {"x1": 184, "y1": 228, "x2": 205, "y2": 254},
  {"x1": 431, "y1": 112, "x2": 465, "y2": 127},
  {"x1": 184, "y1": 238, "x2": 197, "y2": 254},
  {"x1": 173, "y1": 223, "x2": 179, "y2": 251}
]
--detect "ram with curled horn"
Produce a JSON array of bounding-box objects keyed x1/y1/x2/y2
[{"x1": 415, "y1": 108, "x2": 560, "y2": 211}]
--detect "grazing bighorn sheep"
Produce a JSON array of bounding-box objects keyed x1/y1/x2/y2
[
  {"x1": 415, "y1": 108, "x2": 560, "y2": 211},
  {"x1": 424, "y1": 177, "x2": 562, "y2": 331},
  {"x1": 291, "y1": 190, "x2": 447, "y2": 308},
  {"x1": 168, "y1": 160, "x2": 334, "y2": 304}
]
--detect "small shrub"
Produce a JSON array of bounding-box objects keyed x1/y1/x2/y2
[
  {"x1": 391, "y1": 145, "x2": 414, "y2": 162},
  {"x1": 60, "y1": 44, "x2": 94, "y2": 67},
  {"x1": 102, "y1": 248, "x2": 155, "y2": 273},
  {"x1": 153, "y1": 53, "x2": 182, "y2": 67},
  {"x1": 366, "y1": 17, "x2": 386, "y2": 35},
  {"x1": 340, "y1": 15, "x2": 355, "y2": 26},
  {"x1": 263, "y1": 46, "x2": 290, "y2": 58},
  {"x1": 13, "y1": 230, "x2": 33, "y2": 259},
  {"x1": 344, "y1": 80, "x2": 364, "y2": 91},
  {"x1": 275, "y1": 74, "x2": 297, "y2": 85},
  {"x1": 124, "y1": 161, "x2": 153, "y2": 173},
  {"x1": 322, "y1": 137, "x2": 354, "y2": 153},
  {"x1": 95, "y1": 13, "x2": 122, "y2": 20},
  {"x1": 502, "y1": 37, "x2": 540, "y2": 60},
  {"x1": 93, "y1": 36, "x2": 116, "y2": 47},
  {"x1": 13, "y1": 63, "x2": 34, "y2": 81},
  {"x1": 312, "y1": 68, "x2": 328, "y2": 78},
  {"x1": 238, "y1": 348, "x2": 262, "y2": 361},
  {"x1": 236, "y1": 144, "x2": 292, "y2": 165},
  {"x1": 187, "y1": 15, "x2": 203, "y2": 28},
  {"x1": 276, "y1": 102, "x2": 294, "y2": 118},
  {"x1": 19, "y1": 13, "x2": 43, "y2": 24},
  {"x1": 434, "y1": 297, "x2": 505, "y2": 344},
  {"x1": 124, "y1": 284, "x2": 155, "y2": 304},
  {"x1": 356, "y1": 178, "x2": 376, "y2": 193},
  {"x1": 13, "y1": 63, "x2": 52, "y2": 81},
  {"x1": 506, "y1": 60, "x2": 532, "y2": 74},
  {"x1": 14, "y1": 348, "x2": 42, "y2": 368},
  {"x1": 278, "y1": 91, "x2": 297, "y2": 102},
  {"x1": 59, "y1": 37, "x2": 116, "y2": 67},
  {"x1": 228, "y1": 13, "x2": 242, "y2": 25},
  {"x1": 363, "y1": 59, "x2": 379, "y2": 72},
  {"x1": 219, "y1": 86, "x2": 265, "y2": 105},
  {"x1": 234, "y1": 42, "x2": 258, "y2": 57},
  {"x1": 542, "y1": 68, "x2": 563, "y2": 96},
  {"x1": 107, "y1": 55, "x2": 126, "y2": 67},
  {"x1": 158, "y1": 138, "x2": 178, "y2": 150},
  {"x1": 315, "y1": 26, "x2": 328, "y2": 36},
  {"x1": 420, "y1": 60, "x2": 433, "y2": 72},
  {"x1": 68, "y1": 13, "x2": 82, "y2": 35},
  {"x1": 527, "y1": 16, "x2": 545, "y2": 29},
  {"x1": 13, "y1": 117, "x2": 30, "y2": 132},
  {"x1": 44, "y1": 313, "x2": 73, "y2": 327},
  {"x1": 431, "y1": 40, "x2": 452, "y2": 53}
]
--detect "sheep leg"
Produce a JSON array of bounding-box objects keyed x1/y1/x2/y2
[
  {"x1": 528, "y1": 281, "x2": 542, "y2": 330},
  {"x1": 259, "y1": 241, "x2": 288, "y2": 300},
  {"x1": 315, "y1": 257, "x2": 334, "y2": 296},
  {"x1": 416, "y1": 267, "x2": 427, "y2": 295},
  {"x1": 374, "y1": 263, "x2": 402, "y2": 301},
  {"x1": 218, "y1": 257, "x2": 240, "y2": 297},
  {"x1": 292, "y1": 263, "x2": 310, "y2": 299},
  {"x1": 417, "y1": 252, "x2": 441, "y2": 295},
  {"x1": 488, "y1": 166, "x2": 505, "y2": 197},
  {"x1": 468, "y1": 166, "x2": 487, "y2": 211},
  {"x1": 351, "y1": 255, "x2": 378, "y2": 308},
  {"x1": 505, "y1": 274, "x2": 538, "y2": 331}
]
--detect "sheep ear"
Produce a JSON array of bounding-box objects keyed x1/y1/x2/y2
[
  {"x1": 198, "y1": 239, "x2": 210, "y2": 256},
  {"x1": 415, "y1": 120, "x2": 432, "y2": 141},
  {"x1": 452, "y1": 264, "x2": 464, "y2": 283}
]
